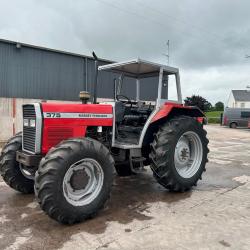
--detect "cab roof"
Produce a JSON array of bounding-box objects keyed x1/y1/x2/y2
[{"x1": 98, "y1": 58, "x2": 179, "y2": 78}]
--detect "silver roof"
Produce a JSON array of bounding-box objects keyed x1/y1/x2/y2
[{"x1": 98, "y1": 58, "x2": 178, "y2": 78}]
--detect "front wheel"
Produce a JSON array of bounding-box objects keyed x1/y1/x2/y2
[
  {"x1": 150, "y1": 116, "x2": 209, "y2": 192},
  {"x1": 35, "y1": 138, "x2": 114, "y2": 224},
  {"x1": 0, "y1": 132, "x2": 34, "y2": 194}
]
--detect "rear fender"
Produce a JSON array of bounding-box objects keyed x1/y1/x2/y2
[
  {"x1": 151, "y1": 104, "x2": 205, "y2": 123},
  {"x1": 142, "y1": 103, "x2": 205, "y2": 146}
]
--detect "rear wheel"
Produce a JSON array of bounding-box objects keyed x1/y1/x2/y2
[
  {"x1": 35, "y1": 138, "x2": 114, "y2": 224},
  {"x1": 150, "y1": 116, "x2": 209, "y2": 192},
  {"x1": 230, "y1": 122, "x2": 237, "y2": 128},
  {"x1": 0, "y1": 132, "x2": 34, "y2": 194}
]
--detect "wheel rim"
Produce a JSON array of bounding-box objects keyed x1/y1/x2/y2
[
  {"x1": 174, "y1": 131, "x2": 203, "y2": 178},
  {"x1": 231, "y1": 123, "x2": 236, "y2": 128},
  {"x1": 63, "y1": 158, "x2": 104, "y2": 206},
  {"x1": 19, "y1": 164, "x2": 35, "y2": 180}
]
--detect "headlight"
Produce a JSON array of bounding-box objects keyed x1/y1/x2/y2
[
  {"x1": 23, "y1": 119, "x2": 29, "y2": 127},
  {"x1": 30, "y1": 119, "x2": 36, "y2": 127}
]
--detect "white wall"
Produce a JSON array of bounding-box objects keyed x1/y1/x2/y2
[
  {"x1": 0, "y1": 98, "x2": 13, "y2": 143},
  {"x1": 227, "y1": 91, "x2": 235, "y2": 108},
  {"x1": 235, "y1": 101, "x2": 250, "y2": 108},
  {"x1": 0, "y1": 98, "x2": 42, "y2": 143}
]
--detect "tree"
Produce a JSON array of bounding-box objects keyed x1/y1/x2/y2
[
  {"x1": 184, "y1": 95, "x2": 212, "y2": 112},
  {"x1": 215, "y1": 101, "x2": 224, "y2": 111}
]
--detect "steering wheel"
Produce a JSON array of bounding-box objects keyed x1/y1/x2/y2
[{"x1": 116, "y1": 95, "x2": 132, "y2": 105}]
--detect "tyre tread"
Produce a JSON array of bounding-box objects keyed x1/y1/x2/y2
[
  {"x1": 35, "y1": 137, "x2": 114, "y2": 224},
  {"x1": 0, "y1": 133, "x2": 34, "y2": 194},
  {"x1": 150, "y1": 116, "x2": 209, "y2": 192}
]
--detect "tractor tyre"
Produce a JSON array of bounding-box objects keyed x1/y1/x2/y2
[
  {"x1": 35, "y1": 138, "x2": 114, "y2": 224},
  {"x1": 150, "y1": 116, "x2": 209, "y2": 192},
  {"x1": 0, "y1": 132, "x2": 34, "y2": 194}
]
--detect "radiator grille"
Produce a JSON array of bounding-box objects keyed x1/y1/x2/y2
[
  {"x1": 23, "y1": 105, "x2": 36, "y2": 153},
  {"x1": 23, "y1": 105, "x2": 36, "y2": 118}
]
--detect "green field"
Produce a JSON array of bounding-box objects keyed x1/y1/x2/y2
[
  {"x1": 205, "y1": 111, "x2": 223, "y2": 118},
  {"x1": 205, "y1": 111, "x2": 223, "y2": 124}
]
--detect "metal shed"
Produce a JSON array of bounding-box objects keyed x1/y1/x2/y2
[{"x1": 0, "y1": 39, "x2": 159, "y2": 101}]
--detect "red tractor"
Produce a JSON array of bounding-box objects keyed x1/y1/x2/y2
[{"x1": 0, "y1": 56, "x2": 209, "y2": 224}]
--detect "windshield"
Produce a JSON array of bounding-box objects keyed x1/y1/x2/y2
[{"x1": 114, "y1": 75, "x2": 159, "y2": 102}]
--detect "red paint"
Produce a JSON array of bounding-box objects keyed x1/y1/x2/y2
[
  {"x1": 40, "y1": 101, "x2": 204, "y2": 154},
  {"x1": 151, "y1": 102, "x2": 184, "y2": 123},
  {"x1": 223, "y1": 115, "x2": 228, "y2": 125},
  {"x1": 41, "y1": 103, "x2": 113, "y2": 154},
  {"x1": 151, "y1": 102, "x2": 204, "y2": 123},
  {"x1": 196, "y1": 117, "x2": 203, "y2": 124}
]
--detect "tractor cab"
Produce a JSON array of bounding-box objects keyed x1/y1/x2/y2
[{"x1": 98, "y1": 59, "x2": 182, "y2": 149}]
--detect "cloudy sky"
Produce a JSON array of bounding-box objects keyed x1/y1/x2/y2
[{"x1": 1, "y1": 0, "x2": 250, "y2": 104}]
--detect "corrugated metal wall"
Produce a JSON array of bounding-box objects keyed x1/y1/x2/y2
[{"x1": 0, "y1": 39, "x2": 158, "y2": 101}]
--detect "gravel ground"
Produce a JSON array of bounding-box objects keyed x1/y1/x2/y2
[{"x1": 0, "y1": 125, "x2": 250, "y2": 250}]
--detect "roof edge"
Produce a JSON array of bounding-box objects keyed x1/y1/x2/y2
[
  {"x1": 98, "y1": 58, "x2": 179, "y2": 72},
  {"x1": 0, "y1": 37, "x2": 113, "y2": 63}
]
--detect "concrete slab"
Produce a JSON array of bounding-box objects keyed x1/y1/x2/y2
[{"x1": 0, "y1": 125, "x2": 250, "y2": 250}]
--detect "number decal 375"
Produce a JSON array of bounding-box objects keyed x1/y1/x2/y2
[{"x1": 45, "y1": 112, "x2": 61, "y2": 118}]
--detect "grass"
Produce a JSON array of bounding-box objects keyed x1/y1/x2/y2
[
  {"x1": 205, "y1": 111, "x2": 223, "y2": 118},
  {"x1": 205, "y1": 111, "x2": 223, "y2": 124}
]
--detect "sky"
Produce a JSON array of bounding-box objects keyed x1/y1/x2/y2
[{"x1": 0, "y1": 0, "x2": 250, "y2": 104}]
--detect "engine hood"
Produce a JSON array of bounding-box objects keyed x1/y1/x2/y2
[
  {"x1": 40, "y1": 102, "x2": 113, "y2": 154},
  {"x1": 41, "y1": 102, "x2": 113, "y2": 117}
]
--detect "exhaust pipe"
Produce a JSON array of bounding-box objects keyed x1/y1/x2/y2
[{"x1": 92, "y1": 51, "x2": 98, "y2": 104}]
